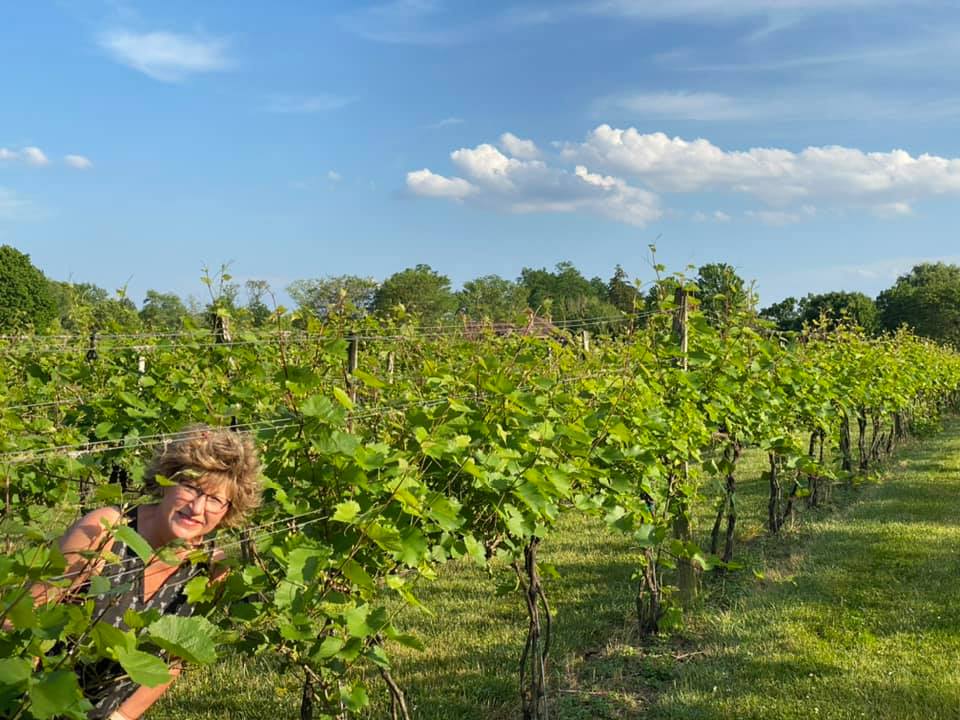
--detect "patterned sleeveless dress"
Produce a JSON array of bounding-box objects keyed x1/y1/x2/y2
[{"x1": 77, "y1": 510, "x2": 204, "y2": 719}]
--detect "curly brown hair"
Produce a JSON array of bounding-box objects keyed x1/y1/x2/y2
[{"x1": 143, "y1": 424, "x2": 262, "y2": 528}]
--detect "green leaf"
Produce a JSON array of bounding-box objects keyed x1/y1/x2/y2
[
  {"x1": 352, "y1": 368, "x2": 386, "y2": 389},
  {"x1": 341, "y1": 559, "x2": 374, "y2": 592},
  {"x1": 397, "y1": 527, "x2": 429, "y2": 567},
  {"x1": 113, "y1": 525, "x2": 154, "y2": 565},
  {"x1": 7, "y1": 594, "x2": 36, "y2": 629},
  {"x1": 463, "y1": 535, "x2": 487, "y2": 566},
  {"x1": 286, "y1": 547, "x2": 330, "y2": 585},
  {"x1": 301, "y1": 394, "x2": 337, "y2": 420},
  {"x1": 92, "y1": 621, "x2": 135, "y2": 658},
  {"x1": 117, "y1": 390, "x2": 144, "y2": 409},
  {"x1": 333, "y1": 386, "x2": 354, "y2": 410},
  {"x1": 386, "y1": 631, "x2": 425, "y2": 651},
  {"x1": 426, "y1": 493, "x2": 464, "y2": 532},
  {"x1": 145, "y1": 615, "x2": 217, "y2": 664},
  {"x1": 332, "y1": 500, "x2": 362, "y2": 524},
  {"x1": 153, "y1": 473, "x2": 177, "y2": 487},
  {"x1": 86, "y1": 574, "x2": 112, "y2": 597},
  {"x1": 344, "y1": 605, "x2": 372, "y2": 638},
  {"x1": 116, "y1": 647, "x2": 172, "y2": 688},
  {"x1": 0, "y1": 657, "x2": 32, "y2": 686},
  {"x1": 314, "y1": 635, "x2": 344, "y2": 660},
  {"x1": 341, "y1": 683, "x2": 369, "y2": 712},
  {"x1": 33, "y1": 605, "x2": 71, "y2": 640},
  {"x1": 184, "y1": 576, "x2": 210, "y2": 604},
  {"x1": 364, "y1": 522, "x2": 403, "y2": 553},
  {"x1": 27, "y1": 671, "x2": 90, "y2": 720}
]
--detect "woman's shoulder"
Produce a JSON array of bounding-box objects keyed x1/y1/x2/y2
[{"x1": 59, "y1": 506, "x2": 126, "y2": 554}]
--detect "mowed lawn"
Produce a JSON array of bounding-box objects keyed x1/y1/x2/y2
[
  {"x1": 647, "y1": 419, "x2": 960, "y2": 720},
  {"x1": 155, "y1": 419, "x2": 960, "y2": 719}
]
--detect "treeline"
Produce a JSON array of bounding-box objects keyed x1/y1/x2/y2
[{"x1": 2, "y1": 243, "x2": 959, "y2": 346}]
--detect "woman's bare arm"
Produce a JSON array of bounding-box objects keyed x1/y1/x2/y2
[{"x1": 33, "y1": 506, "x2": 122, "y2": 605}]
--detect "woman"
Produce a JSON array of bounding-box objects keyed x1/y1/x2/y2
[{"x1": 49, "y1": 424, "x2": 261, "y2": 720}]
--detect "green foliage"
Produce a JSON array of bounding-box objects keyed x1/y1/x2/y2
[
  {"x1": 140, "y1": 290, "x2": 189, "y2": 331},
  {"x1": 694, "y1": 263, "x2": 752, "y2": 327},
  {"x1": 0, "y1": 245, "x2": 57, "y2": 332},
  {"x1": 607, "y1": 264, "x2": 641, "y2": 313},
  {"x1": 2, "y1": 279, "x2": 960, "y2": 719},
  {"x1": 520, "y1": 260, "x2": 594, "y2": 311},
  {"x1": 759, "y1": 296, "x2": 801, "y2": 331},
  {"x1": 371, "y1": 264, "x2": 457, "y2": 323},
  {"x1": 287, "y1": 275, "x2": 378, "y2": 318},
  {"x1": 804, "y1": 291, "x2": 877, "y2": 333},
  {"x1": 877, "y1": 262, "x2": 960, "y2": 346},
  {"x1": 761, "y1": 291, "x2": 879, "y2": 334},
  {"x1": 520, "y1": 261, "x2": 619, "y2": 321},
  {"x1": 56, "y1": 282, "x2": 141, "y2": 333},
  {"x1": 243, "y1": 280, "x2": 274, "y2": 327},
  {"x1": 457, "y1": 275, "x2": 529, "y2": 321}
]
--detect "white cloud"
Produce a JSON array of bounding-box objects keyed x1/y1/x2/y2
[
  {"x1": 451, "y1": 143, "x2": 527, "y2": 190},
  {"x1": 98, "y1": 30, "x2": 231, "y2": 82},
  {"x1": 327, "y1": 170, "x2": 342, "y2": 182},
  {"x1": 564, "y1": 125, "x2": 960, "y2": 207},
  {"x1": 694, "y1": 209, "x2": 733, "y2": 223},
  {"x1": 499, "y1": 132, "x2": 540, "y2": 160},
  {"x1": 0, "y1": 147, "x2": 57, "y2": 167},
  {"x1": 412, "y1": 125, "x2": 960, "y2": 227},
  {"x1": 746, "y1": 209, "x2": 801, "y2": 225},
  {"x1": 427, "y1": 117, "x2": 464, "y2": 129},
  {"x1": 406, "y1": 169, "x2": 476, "y2": 199},
  {"x1": 265, "y1": 94, "x2": 356, "y2": 113},
  {"x1": 64, "y1": 154, "x2": 93, "y2": 170},
  {"x1": 22, "y1": 147, "x2": 49, "y2": 166},
  {"x1": 872, "y1": 201, "x2": 912, "y2": 218},
  {"x1": 408, "y1": 139, "x2": 660, "y2": 225}
]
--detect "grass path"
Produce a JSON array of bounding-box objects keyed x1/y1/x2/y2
[
  {"x1": 648, "y1": 418, "x2": 960, "y2": 719},
  {"x1": 156, "y1": 420, "x2": 960, "y2": 719}
]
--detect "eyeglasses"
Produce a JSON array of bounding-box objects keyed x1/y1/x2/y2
[{"x1": 177, "y1": 483, "x2": 231, "y2": 514}]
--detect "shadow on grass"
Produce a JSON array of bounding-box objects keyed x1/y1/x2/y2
[
  {"x1": 381, "y1": 532, "x2": 644, "y2": 719},
  {"x1": 642, "y1": 420, "x2": 960, "y2": 719}
]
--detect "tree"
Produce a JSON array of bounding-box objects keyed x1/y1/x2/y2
[
  {"x1": 457, "y1": 275, "x2": 529, "y2": 321},
  {"x1": 372, "y1": 264, "x2": 457, "y2": 323},
  {"x1": 759, "y1": 297, "x2": 801, "y2": 331},
  {"x1": 49, "y1": 280, "x2": 141, "y2": 332},
  {"x1": 0, "y1": 245, "x2": 57, "y2": 332},
  {"x1": 140, "y1": 290, "x2": 189, "y2": 331},
  {"x1": 244, "y1": 280, "x2": 273, "y2": 327},
  {"x1": 877, "y1": 262, "x2": 960, "y2": 345},
  {"x1": 519, "y1": 261, "x2": 614, "y2": 321},
  {"x1": 695, "y1": 263, "x2": 751, "y2": 327},
  {"x1": 799, "y1": 291, "x2": 878, "y2": 334},
  {"x1": 287, "y1": 275, "x2": 378, "y2": 318},
  {"x1": 607, "y1": 265, "x2": 641, "y2": 313}
]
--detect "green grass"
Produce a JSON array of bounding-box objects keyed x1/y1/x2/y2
[
  {"x1": 154, "y1": 420, "x2": 960, "y2": 719},
  {"x1": 646, "y1": 421, "x2": 960, "y2": 719}
]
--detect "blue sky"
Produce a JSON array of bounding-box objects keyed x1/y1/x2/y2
[{"x1": 2, "y1": 0, "x2": 960, "y2": 309}]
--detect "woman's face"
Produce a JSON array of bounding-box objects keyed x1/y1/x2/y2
[{"x1": 156, "y1": 478, "x2": 232, "y2": 543}]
